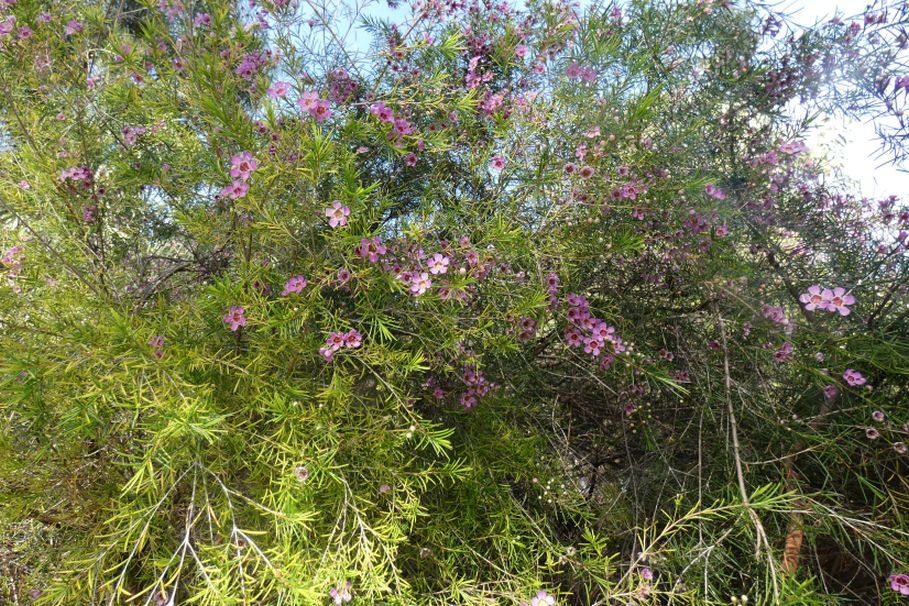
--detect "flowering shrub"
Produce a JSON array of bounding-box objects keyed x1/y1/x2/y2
[{"x1": 0, "y1": 0, "x2": 908, "y2": 605}]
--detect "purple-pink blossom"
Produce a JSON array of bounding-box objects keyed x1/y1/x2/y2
[
  {"x1": 267, "y1": 81, "x2": 291, "y2": 98},
  {"x1": 843, "y1": 368, "x2": 866, "y2": 386},
  {"x1": 891, "y1": 574, "x2": 909, "y2": 596},
  {"x1": 325, "y1": 201, "x2": 350, "y2": 227},
  {"x1": 281, "y1": 275, "x2": 307, "y2": 297},
  {"x1": 229, "y1": 152, "x2": 257, "y2": 181},
  {"x1": 427, "y1": 253, "x2": 449, "y2": 275},
  {"x1": 223, "y1": 306, "x2": 247, "y2": 331},
  {"x1": 356, "y1": 236, "x2": 386, "y2": 262}
]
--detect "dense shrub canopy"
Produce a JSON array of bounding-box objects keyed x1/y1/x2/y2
[{"x1": 1, "y1": 0, "x2": 908, "y2": 604}]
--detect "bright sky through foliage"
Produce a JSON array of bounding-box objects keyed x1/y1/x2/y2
[{"x1": 786, "y1": 0, "x2": 909, "y2": 197}]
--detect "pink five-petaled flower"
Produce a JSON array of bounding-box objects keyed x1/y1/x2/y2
[
  {"x1": 219, "y1": 180, "x2": 249, "y2": 200},
  {"x1": 297, "y1": 91, "x2": 319, "y2": 112},
  {"x1": 410, "y1": 272, "x2": 432, "y2": 296},
  {"x1": 281, "y1": 275, "x2": 307, "y2": 297},
  {"x1": 529, "y1": 591, "x2": 556, "y2": 606},
  {"x1": 799, "y1": 285, "x2": 827, "y2": 311},
  {"x1": 490, "y1": 155, "x2": 506, "y2": 171},
  {"x1": 825, "y1": 287, "x2": 855, "y2": 316},
  {"x1": 890, "y1": 574, "x2": 909, "y2": 596},
  {"x1": 356, "y1": 236, "x2": 386, "y2": 262},
  {"x1": 326, "y1": 332, "x2": 345, "y2": 351},
  {"x1": 583, "y1": 336, "x2": 602, "y2": 356},
  {"x1": 229, "y1": 152, "x2": 257, "y2": 181},
  {"x1": 343, "y1": 329, "x2": 362, "y2": 348},
  {"x1": 267, "y1": 81, "x2": 291, "y2": 98},
  {"x1": 223, "y1": 306, "x2": 247, "y2": 331},
  {"x1": 329, "y1": 581, "x2": 352, "y2": 605},
  {"x1": 427, "y1": 253, "x2": 450, "y2": 275},
  {"x1": 843, "y1": 368, "x2": 867, "y2": 386},
  {"x1": 324, "y1": 201, "x2": 350, "y2": 227},
  {"x1": 311, "y1": 99, "x2": 332, "y2": 122}
]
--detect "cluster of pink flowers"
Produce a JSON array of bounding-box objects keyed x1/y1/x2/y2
[
  {"x1": 329, "y1": 581, "x2": 352, "y2": 605},
  {"x1": 369, "y1": 102, "x2": 414, "y2": 145},
  {"x1": 122, "y1": 125, "x2": 146, "y2": 146},
  {"x1": 320, "y1": 329, "x2": 362, "y2": 362},
  {"x1": 324, "y1": 201, "x2": 350, "y2": 228},
  {"x1": 566, "y1": 61, "x2": 596, "y2": 82},
  {"x1": 223, "y1": 306, "x2": 247, "y2": 331},
  {"x1": 297, "y1": 91, "x2": 332, "y2": 122},
  {"x1": 563, "y1": 293, "x2": 624, "y2": 359},
  {"x1": 326, "y1": 67, "x2": 359, "y2": 104},
  {"x1": 799, "y1": 285, "x2": 855, "y2": 316},
  {"x1": 280, "y1": 275, "x2": 307, "y2": 297},
  {"x1": 459, "y1": 364, "x2": 495, "y2": 410},
  {"x1": 466, "y1": 55, "x2": 494, "y2": 89},
  {"x1": 219, "y1": 152, "x2": 256, "y2": 200},
  {"x1": 234, "y1": 51, "x2": 269, "y2": 81},
  {"x1": 59, "y1": 166, "x2": 93, "y2": 190}
]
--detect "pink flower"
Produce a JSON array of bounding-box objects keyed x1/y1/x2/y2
[
  {"x1": 281, "y1": 275, "x2": 307, "y2": 296},
  {"x1": 563, "y1": 162, "x2": 577, "y2": 174},
  {"x1": 343, "y1": 329, "x2": 362, "y2": 348},
  {"x1": 799, "y1": 285, "x2": 827, "y2": 311},
  {"x1": 410, "y1": 272, "x2": 432, "y2": 296},
  {"x1": 579, "y1": 165, "x2": 595, "y2": 179},
  {"x1": 219, "y1": 180, "x2": 249, "y2": 200},
  {"x1": 843, "y1": 368, "x2": 866, "y2": 386},
  {"x1": 427, "y1": 253, "x2": 449, "y2": 275},
  {"x1": 356, "y1": 237, "x2": 386, "y2": 262},
  {"x1": 267, "y1": 81, "x2": 291, "y2": 98},
  {"x1": 490, "y1": 155, "x2": 506, "y2": 171},
  {"x1": 370, "y1": 102, "x2": 395, "y2": 122},
  {"x1": 515, "y1": 44, "x2": 528, "y2": 59},
  {"x1": 529, "y1": 591, "x2": 556, "y2": 606},
  {"x1": 823, "y1": 385, "x2": 839, "y2": 400},
  {"x1": 773, "y1": 341, "x2": 793, "y2": 363},
  {"x1": 866, "y1": 427, "x2": 880, "y2": 440},
  {"x1": 324, "y1": 201, "x2": 350, "y2": 227},
  {"x1": 229, "y1": 152, "x2": 257, "y2": 181},
  {"x1": 297, "y1": 91, "x2": 319, "y2": 112},
  {"x1": 65, "y1": 19, "x2": 83, "y2": 35},
  {"x1": 311, "y1": 99, "x2": 332, "y2": 122},
  {"x1": 223, "y1": 306, "x2": 247, "y2": 331},
  {"x1": 704, "y1": 184, "x2": 726, "y2": 200},
  {"x1": 329, "y1": 581, "x2": 352, "y2": 605},
  {"x1": 825, "y1": 287, "x2": 855, "y2": 316},
  {"x1": 871, "y1": 410, "x2": 885, "y2": 422},
  {"x1": 326, "y1": 332, "x2": 345, "y2": 351},
  {"x1": 405, "y1": 152, "x2": 418, "y2": 167},
  {"x1": 583, "y1": 336, "x2": 602, "y2": 356},
  {"x1": 319, "y1": 347, "x2": 334, "y2": 362}
]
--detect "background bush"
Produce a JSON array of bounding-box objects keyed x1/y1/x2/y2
[{"x1": 1, "y1": 0, "x2": 908, "y2": 604}]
